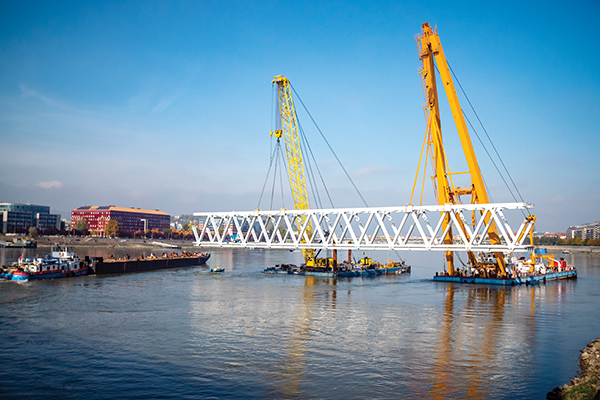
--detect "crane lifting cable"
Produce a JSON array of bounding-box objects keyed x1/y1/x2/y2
[
  {"x1": 297, "y1": 121, "x2": 326, "y2": 209},
  {"x1": 257, "y1": 134, "x2": 287, "y2": 210},
  {"x1": 291, "y1": 84, "x2": 369, "y2": 208},
  {"x1": 446, "y1": 62, "x2": 529, "y2": 215},
  {"x1": 429, "y1": 62, "x2": 528, "y2": 216},
  {"x1": 258, "y1": 77, "x2": 369, "y2": 216}
]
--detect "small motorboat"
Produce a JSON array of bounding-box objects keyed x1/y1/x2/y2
[{"x1": 210, "y1": 267, "x2": 224, "y2": 273}]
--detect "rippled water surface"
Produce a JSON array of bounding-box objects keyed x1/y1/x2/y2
[{"x1": 1, "y1": 247, "x2": 599, "y2": 399}]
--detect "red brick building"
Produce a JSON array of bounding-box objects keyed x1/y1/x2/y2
[{"x1": 71, "y1": 205, "x2": 170, "y2": 236}]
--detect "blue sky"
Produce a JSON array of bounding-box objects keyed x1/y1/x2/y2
[{"x1": 0, "y1": 0, "x2": 598, "y2": 232}]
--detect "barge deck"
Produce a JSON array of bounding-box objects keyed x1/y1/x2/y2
[
  {"x1": 90, "y1": 252, "x2": 210, "y2": 275},
  {"x1": 433, "y1": 269, "x2": 577, "y2": 285}
]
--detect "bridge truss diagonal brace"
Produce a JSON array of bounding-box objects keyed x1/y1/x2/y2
[{"x1": 192, "y1": 203, "x2": 535, "y2": 253}]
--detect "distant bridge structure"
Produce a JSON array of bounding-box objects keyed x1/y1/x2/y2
[{"x1": 192, "y1": 202, "x2": 535, "y2": 253}]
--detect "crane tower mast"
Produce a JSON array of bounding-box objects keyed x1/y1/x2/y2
[
  {"x1": 415, "y1": 23, "x2": 508, "y2": 276},
  {"x1": 272, "y1": 75, "x2": 315, "y2": 265}
]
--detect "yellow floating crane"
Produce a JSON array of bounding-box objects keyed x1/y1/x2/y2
[
  {"x1": 413, "y1": 22, "x2": 534, "y2": 277},
  {"x1": 271, "y1": 75, "x2": 316, "y2": 267}
]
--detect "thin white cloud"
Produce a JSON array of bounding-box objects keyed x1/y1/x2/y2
[
  {"x1": 37, "y1": 181, "x2": 63, "y2": 189},
  {"x1": 352, "y1": 165, "x2": 392, "y2": 177},
  {"x1": 19, "y1": 83, "x2": 63, "y2": 108},
  {"x1": 152, "y1": 94, "x2": 178, "y2": 114}
]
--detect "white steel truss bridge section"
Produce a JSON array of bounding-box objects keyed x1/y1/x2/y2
[{"x1": 192, "y1": 202, "x2": 535, "y2": 253}]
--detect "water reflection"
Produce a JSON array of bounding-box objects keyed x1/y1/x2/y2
[
  {"x1": 430, "y1": 285, "x2": 516, "y2": 399},
  {"x1": 429, "y1": 284, "x2": 455, "y2": 398},
  {"x1": 275, "y1": 277, "x2": 315, "y2": 398},
  {"x1": 269, "y1": 276, "x2": 343, "y2": 398},
  {"x1": 1, "y1": 247, "x2": 595, "y2": 399},
  {"x1": 427, "y1": 280, "x2": 580, "y2": 398}
]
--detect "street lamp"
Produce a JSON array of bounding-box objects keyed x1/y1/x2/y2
[{"x1": 140, "y1": 219, "x2": 148, "y2": 236}]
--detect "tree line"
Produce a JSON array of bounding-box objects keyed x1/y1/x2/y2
[
  {"x1": 534, "y1": 236, "x2": 600, "y2": 246},
  {"x1": 21, "y1": 219, "x2": 197, "y2": 240}
]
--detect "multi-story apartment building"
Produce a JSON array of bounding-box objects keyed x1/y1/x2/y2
[{"x1": 566, "y1": 221, "x2": 600, "y2": 240}]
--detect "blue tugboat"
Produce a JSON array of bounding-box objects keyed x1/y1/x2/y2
[
  {"x1": 8, "y1": 270, "x2": 29, "y2": 281},
  {"x1": 1, "y1": 245, "x2": 88, "y2": 282}
]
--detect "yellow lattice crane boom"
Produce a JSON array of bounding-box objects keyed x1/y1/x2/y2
[
  {"x1": 415, "y1": 23, "x2": 509, "y2": 276},
  {"x1": 272, "y1": 75, "x2": 315, "y2": 265}
]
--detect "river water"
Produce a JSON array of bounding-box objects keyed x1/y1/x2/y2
[{"x1": 1, "y1": 247, "x2": 598, "y2": 399}]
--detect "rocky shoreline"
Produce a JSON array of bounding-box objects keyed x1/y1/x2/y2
[{"x1": 547, "y1": 338, "x2": 600, "y2": 400}]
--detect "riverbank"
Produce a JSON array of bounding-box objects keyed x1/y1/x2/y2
[
  {"x1": 3, "y1": 235, "x2": 598, "y2": 253},
  {"x1": 545, "y1": 245, "x2": 600, "y2": 254},
  {"x1": 547, "y1": 338, "x2": 600, "y2": 400},
  {"x1": 0, "y1": 235, "x2": 197, "y2": 249}
]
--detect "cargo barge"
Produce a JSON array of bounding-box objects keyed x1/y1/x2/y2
[
  {"x1": 89, "y1": 251, "x2": 210, "y2": 275},
  {"x1": 0, "y1": 238, "x2": 37, "y2": 248}
]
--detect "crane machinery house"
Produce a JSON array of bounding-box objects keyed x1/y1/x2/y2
[{"x1": 70, "y1": 205, "x2": 170, "y2": 236}]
